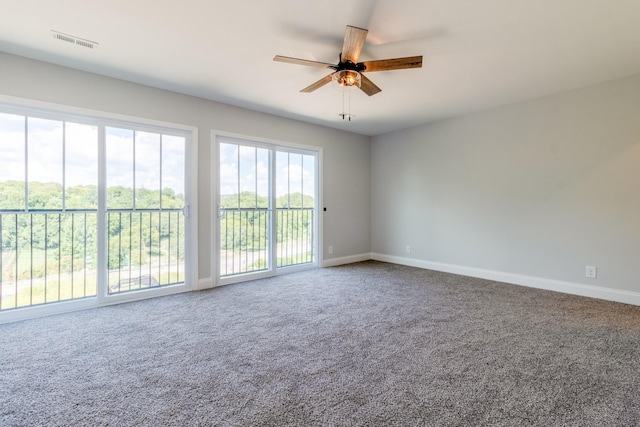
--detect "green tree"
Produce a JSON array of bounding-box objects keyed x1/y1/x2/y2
[
  {"x1": 1, "y1": 181, "x2": 186, "y2": 272},
  {"x1": 218, "y1": 191, "x2": 315, "y2": 250}
]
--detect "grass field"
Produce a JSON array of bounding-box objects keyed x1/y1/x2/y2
[{"x1": 1, "y1": 250, "x2": 185, "y2": 310}]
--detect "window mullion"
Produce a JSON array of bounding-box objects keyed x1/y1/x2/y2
[
  {"x1": 62, "y1": 122, "x2": 66, "y2": 211},
  {"x1": 96, "y1": 124, "x2": 107, "y2": 301},
  {"x1": 269, "y1": 149, "x2": 276, "y2": 272},
  {"x1": 159, "y1": 134, "x2": 163, "y2": 210},
  {"x1": 24, "y1": 117, "x2": 28, "y2": 211},
  {"x1": 133, "y1": 131, "x2": 137, "y2": 211}
]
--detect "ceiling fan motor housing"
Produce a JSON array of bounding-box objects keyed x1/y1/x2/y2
[{"x1": 335, "y1": 58, "x2": 367, "y2": 73}]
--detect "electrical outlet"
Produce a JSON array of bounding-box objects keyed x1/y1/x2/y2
[
  {"x1": 586, "y1": 266, "x2": 597, "y2": 279},
  {"x1": 328, "y1": 246, "x2": 333, "y2": 255},
  {"x1": 406, "y1": 245, "x2": 411, "y2": 254}
]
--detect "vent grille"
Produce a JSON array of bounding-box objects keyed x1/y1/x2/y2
[{"x1": 51, "y1": 31, "x2": 98, "y2": 49}]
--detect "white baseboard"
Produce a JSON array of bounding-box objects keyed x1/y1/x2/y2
[
  {"x1": 323, "y1": 253, "x2": 372, "y2": 268},
  {"x1": 370, "y1": 253, "x2": 640, "y2": 307}
]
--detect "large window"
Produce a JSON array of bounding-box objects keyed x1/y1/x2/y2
[
  {"x1": 0, "y1": 113, "x2": 99, "y2": 309},
  {"x1": 217, "y1": 135, "x2": 319, "y2": 282},
  {"x1": 0, "y1": 104, "x2": 193, "y2": 315}
]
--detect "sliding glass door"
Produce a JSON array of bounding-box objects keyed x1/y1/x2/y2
[
  {"x1": 0, "y1": 106, "x2": 193, "y2": 314},
  {"x1": 218, "y1": 142, "x2": 271, "y2": 277},
  {"x1": 105, "y1": 127, "x2": 187, "y2": 295},
  {"x1": 275, "y1": 150, "x2": 317, "y2": 268},
  {"x1": 217, "y1": 136, "x2": 318, "y2": 282},
  {"x1": 0, "y1": 115, "x2": 100, "y2": 309}
]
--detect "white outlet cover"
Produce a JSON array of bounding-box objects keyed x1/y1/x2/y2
[{"x1": 586, "y1": 266, "x2": 597, "y2": 279}]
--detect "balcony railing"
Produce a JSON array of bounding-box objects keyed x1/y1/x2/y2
[
  {"x1": 219, "y1": 207, "x2": 314, "y2": 277},
  {"x1": 276, "y1": 208, "x2": 315, "y2": 268},
  {"x1": 0, "y1": 209, "x2": 185, "y2": 311},
  {"x1": 0, "y1": 211, "x2": 97, "y2": 310},
  {"x1": 107, "y1": 209, "x2": 185, "y2": 294}
]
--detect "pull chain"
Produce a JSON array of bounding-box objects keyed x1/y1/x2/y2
[{"x1": 339, "y1": 86, "x2": 355, "y2": 121}]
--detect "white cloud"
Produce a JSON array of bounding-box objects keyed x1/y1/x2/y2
[
  {"x1": 65, "y1": 122, "x2": 98, "y2": 187},
  {"x1": 276, "y1": 154, "x2": 315, "y2": 198},
  {"x1": 161, "y1": 135, "x2": 185, "y2": 195},
  {"x1": 106, "y1": 128, "x2": 134, "y2": 189},
  {"x1": 27, "y1": 117, "x2": 63, "y2": 184},
  {"x1": 135, "y1": 131, "x2": 161, "y2": 191}
]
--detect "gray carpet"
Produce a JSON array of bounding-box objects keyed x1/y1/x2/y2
[{"x1": 1, "y1": 261, "x2": 640, "y2": 426}]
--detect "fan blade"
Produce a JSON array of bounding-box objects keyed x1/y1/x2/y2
[
  {"x1": 359, "y1": 74, "x2": 381, "y2": 96},
  {"x1": 360, "y1": 56, "x2": 423, "y2": 72},
  {"x1": 300, "y1": 74, "x2": 334, "y2": 93},
  {"x1": 342, "y1": 25, "x2": 368, "y2": 63},
  {"x1": 273, "y1": 55, "x2": 335, "y2": 69}
]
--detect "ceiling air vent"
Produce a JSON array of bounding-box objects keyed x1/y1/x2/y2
[{"x1": 51, "y1": 30, "x2": 98, "y2": 49}]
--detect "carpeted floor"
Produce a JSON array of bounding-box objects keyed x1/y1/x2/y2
[{"x1": 1, "y1": 261, "x2": 639, "y2": 426}]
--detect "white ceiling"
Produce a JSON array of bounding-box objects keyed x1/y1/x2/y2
[{"x1": 1, "y1": 0, "x2": 640, "y2": 136}]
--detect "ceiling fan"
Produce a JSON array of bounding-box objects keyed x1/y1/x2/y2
[{"x1": 274, "y1": 25, "x2": 422, "y2": 96}]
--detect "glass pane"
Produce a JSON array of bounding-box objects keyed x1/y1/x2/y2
[
  {"x1": 135, "y1": 131, "x2": 160, "y2": 209},
  {"x1": 106, "y1": 127, "x2": 134, "y2": 209},
  {"x1": 1, "y1": 117, "x2": 99, "y2": 311},
  {"x1": 28, "y1": 117, "x2": 63, "y2": 210},
  {"x1": 256, "y1": 148, "x2": 269, "y2": 208},
  {"x1": 275, "y1": 151, "x2": 287, "y2": 207},
  {"x1": 218, "y1": 141, "x2": 270, "y2": 277},
  {"x1": 0, "y1": 113, "x2": 25, "y2": 210},
  {"x1": 289, "y1": 153, "x2": 303, "y2": 207},
  {"x1": 237, "y1": 146, "x2": 269, "y2": 209},
  {"x1": 302, "y1": 154, "x2": 315, "y2": 208},
  {"x1": 239, "y1": 145, "x2": 258, "y2": 208},
  {"x1": 106, "y1": 130, "x2": 188, "y2": 295},
  {"x1": 275, "y1": 150, "x2": 316, "y2": 268},
  {"x1": 161, "y1": 135, "x2": 185, "y2": 208},
  {"x1": 219, "y1": 143, "x2": 239, "y2": 209},
  {"x1": 65, "y1": 122, "x2": 98, "y2": 209}
]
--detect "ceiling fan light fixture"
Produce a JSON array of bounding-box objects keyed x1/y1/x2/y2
[{"x1": 332, "y1": 70, "x2": 361, "y2": 88}]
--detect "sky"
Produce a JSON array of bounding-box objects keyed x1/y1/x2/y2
[
  {"x1": 218, "y1": 141, "x2": 316, "y2": 206},
  {"x1": 1, "y1": 111, "x2": 316, "y2": 211},
  {"x1": 0, "y1": 112, "x2": 185, "y2": 210}
]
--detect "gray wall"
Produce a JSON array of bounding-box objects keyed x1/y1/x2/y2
[
  {"x1": 0, "y1": 52, "x2": 371, "y2": 284},
  {"x1": 372, "y1": 73, "x2": 640, "y2": 296}
]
